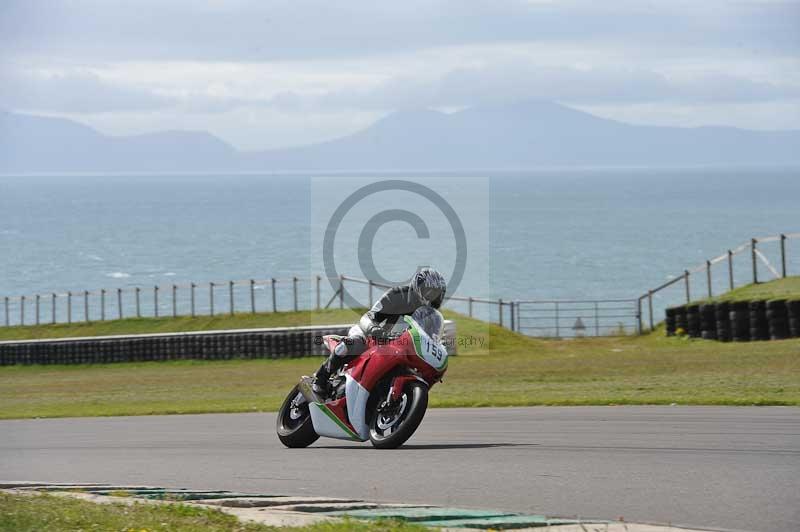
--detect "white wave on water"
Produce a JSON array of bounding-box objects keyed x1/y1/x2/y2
[
  {"x1": 164, "y1": 272, "x2": 176, "y2": 276},
  {"x1": 107, "y1": 272, "x2": 131, "y2": 279},
  {"x1": 87, "y1": 254, "x2": 104, "y2": 262}
]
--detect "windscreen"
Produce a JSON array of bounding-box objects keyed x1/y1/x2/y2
[{"x1": 411, "y1": 306, "x2": 444, "y2": 340}]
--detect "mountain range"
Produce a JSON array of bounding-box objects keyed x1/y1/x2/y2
[{"x1": 1, "y1": 101, "x2": 798, "y2": 173}]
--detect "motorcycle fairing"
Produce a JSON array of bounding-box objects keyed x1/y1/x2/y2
[
  {"x1": 345, "y1": 374, "x2": 370, "y2": 440},
  {"x1": 308, "y1": 399, "x2": 361, "y2": 441},
  {"x1": 404, "y1": 316, "x2": 449, "y2": 371}
]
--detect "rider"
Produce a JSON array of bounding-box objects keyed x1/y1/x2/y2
[{"x1": 312, "y1": 267, "x2": 447, "y2": 395}]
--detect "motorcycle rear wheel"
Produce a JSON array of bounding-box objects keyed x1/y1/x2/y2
[
  {"x1": 276, "y1": 384, "x2": 319, "y2": 448},
  {"x1": 369, "y1": 381, "x2": 428, "y2": 449}
]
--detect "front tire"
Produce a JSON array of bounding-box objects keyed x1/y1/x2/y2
[
  {"x1": 369, "y1": 381, "x2": 428, "y2": 449},
  {"x1": 276, "y1": 385, "x2": 319, "y2": 448}
]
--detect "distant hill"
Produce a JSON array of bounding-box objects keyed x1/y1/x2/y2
[{"x1": 2, "y1": 101, "x2": 799, "y2": 173}]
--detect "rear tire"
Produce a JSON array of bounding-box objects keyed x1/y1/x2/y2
[
  {"x1": 276, "y1": 385, "x2": 319, "y2": 448},
  {"x1": 369, "y1": 381, "x2": 428, "y2": 449}
]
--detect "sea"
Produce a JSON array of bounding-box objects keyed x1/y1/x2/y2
[{"x1": 1, "y1": 168, "x2": 798, "y2": 327}]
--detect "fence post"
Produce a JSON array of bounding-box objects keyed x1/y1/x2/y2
[
  {"x1": 636, "y1": 297, "x2": 643, "y2": 335},
  {"x1": 780, "y1": 234, "x2": 787, "y2": 278},
  {"x1": 684, "y1": 270, "x2": 690, "y2": 303},
  {"x1": 594, "y1": 301, "x2": 600, "y2": 336},
  {"x1": 510, "y1": 300, "x2": 516, "y2": 332},
  {"x1": 368, "y1": 280, "x2": 373, "y2": 306},
  {"x1": 101, "y1": 289, "x2": 106, "y2": 321},
  {"x1": 647, "y1": 290, "x2": 654, "y2": 331},
  {"x1": 117, "y1": 289, "x2": 123, "y2": 320},
  {"x1": 250, "y1": 280, "x2": 255, "y2": 314},
  {"x1": 84, "y1": 290, "x2": 89, "y2": 322},
  {"x1": 35, "y1": 294, "x2": 40, "y2": 325},
  {"x1": 4, "y1": 296, "x2": 8, "y2": 326},
  {"x1": 751, "y1": 238, "x2": 758, "y2": 284},
  {"x1": 52, "y1": 293, "x2": 57, "y2": 324},
  {"x1": 554, "y1": 301, "x2": 560, "y2": 338},
  {"x1": 67, "y1": 291, "x2": 72, "y2": 323},
  {"x1": 315, "y1": 275, "x2": 321, "y2": 310},
  {"x1": 209, "y1": 282, "x2": 215, "y2": 316},
  {"x1": 706, "y1": 260, "x2": 712, "y2": 298},
  {"x1": 293, "y1": 277, "x2": 298, "y2": 311},
  {"x1": 20, "y1": 296, "x2": 25, "y2": 326},
  {"x1": 229, "y1": 280, "x2": 235, "y2": 316},
  {"x1": 190, "y1": 283, "x2": 196, "y2": 317},
  {"x1": 498, "y1": 298, "x2": 504, "y2": 327},
  {"x1": 172, "y1": 285, "x2": 177, "y2": 317},
  {"x1": 339, "y1": 275, "x2": 344, "y2": 309},
  {"x1": 271, "y1": 278, "x2": 277, "y2": 312},
  {"x1": 135, "y1": 287, "x2": 141, "y2": 317},
  {"x1": 154, "y1": 286, "x2": 159, "y2": 317},
  {"x1": 727, "y1": 250, "x2": 734, "y2": 291},
  {"x1": 468, "y1": 297, "x2": 473, "y2": 317}
]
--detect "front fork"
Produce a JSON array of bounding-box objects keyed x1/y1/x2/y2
[{"x1": 387, "y1": 374, "x2": 426, "y2": 402}]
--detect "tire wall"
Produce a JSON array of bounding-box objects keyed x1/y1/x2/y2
[{"x1": 664, "y1": 299, "x2": 800, "y2": 342}]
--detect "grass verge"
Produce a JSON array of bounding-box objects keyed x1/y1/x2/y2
[
  {"x1": 0, "y1": 492, "x2": 426, "y2": 532},
  {"x1": 695, "y1": 276, "x2": 800, "y2": 304},
  {"x1": 1, "y1": 306, "x2": 799, "y2": 418}
]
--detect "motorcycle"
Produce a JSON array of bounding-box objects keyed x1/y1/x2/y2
[{"x1": 276, "y1": 314, "x2": 449, "y2": 449}]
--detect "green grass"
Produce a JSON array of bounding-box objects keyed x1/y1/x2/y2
[
  {"x1": 0, "y1": 308, "x2": 362, "y2": 341},
  {"x1": 0, "y1": 492, "x2": 427, "y2": 532},
  {"x1": 696, "y1": 276, "x2": 800, "y2": 304},
  {"x1": 1, "y1": 305, "x2": 799, "y2": 418}
]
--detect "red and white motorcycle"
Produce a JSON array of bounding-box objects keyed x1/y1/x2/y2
[{"x1": 276, "y1": 314, "x2": 449, "y2": 449}]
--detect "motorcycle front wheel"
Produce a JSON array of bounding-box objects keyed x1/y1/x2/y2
[
  {"x1": 369, "y1": 381, "x2": 428, "y2": 449},
  {"x1": 276, "y1": 384, "x2": 319, "y2": 448}
]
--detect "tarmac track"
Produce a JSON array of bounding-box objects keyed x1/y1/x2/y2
[{"x1": 1, "y1": 406, "x2": 798, "y2": 532}]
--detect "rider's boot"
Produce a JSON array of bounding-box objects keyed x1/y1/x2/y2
[{"x1": 311, "y1": 343, "x2": 347, "y2": 396}]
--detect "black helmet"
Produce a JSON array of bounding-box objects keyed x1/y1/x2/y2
[{"x1": 411, "y1": 267, "x2": 447, "y2": 305}]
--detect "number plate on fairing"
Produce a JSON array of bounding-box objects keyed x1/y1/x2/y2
[{"x1": 404, "y1": 316, "x2": 448, "y2": 371}]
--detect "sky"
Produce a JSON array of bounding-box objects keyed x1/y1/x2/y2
[{"x1": 1, "y1": 0, "x2": 799, "y2": 151}]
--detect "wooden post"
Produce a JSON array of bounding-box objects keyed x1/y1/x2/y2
[
  {"x1": 780, "y1": 234, "x2": 787, "y2": 278},
  {"x1": 190, "y1": 283, "x2": 196, "y2": 317},
  {"x1": 684, "y1": 270, "x2": 690, "y2": 303},
  {"x1": 154, "y1": 286, "x2": 159, "y2": 317},
  {"x1": 636, "y1": 297, "x2": 642, "y2": 335},
  {"x1": 67, "y1": 291, "x2": 72, "y2": 323},
  {"x1": 293, "y1": 277, "x2": 298, "y2": 311},
  {"x1": 20, "y1": 296, "x2": 25, "y2": 326},
  {"x1": 554, "y1": 301, "x2": 560, "y2": 338},
  {"x1": 209, "y1": 282, "x2": 215, "y2": 316},
  {"x1": 727, "y1": 250, "x2": 734, "y2": 291},
  {"x1": 315, "y1": 275, "x2": 321, "y2": 310},
  {"x1": 135, "y1": 287, "x2": 141, "y2": 318},
  {"x1": 250, "y1": 280, "x2": 255, "y2": 314},
  {"x1": 594, "y1": 301, "x2": 600, "y2": 336},
  {"x1": 271, "y1": 278, "x2": 277, "y2": 312},
  {"x1": 172, "y1": 285, "x2": 177, "y2": 317},
  {"x1": 101, "y1": 289, "x2": 106, "y2": 321},
  {"x1": 706, "y1": 260, "x2": 712, "y2": 298},
  {"x1": 84, "y1": 290, "x2": 89, "y2": 322},
  {"x1": 468, "y1": 297, "x2": 473, "y2": 317},
  {"x1": 35, "y1": 294, "x2": 40, "y2": 325},
  {"x1": 498, "y1": 298, "x2": 504, "y2": 327},
  {"x1": 751, "y1": 238, "x2": 758, "y2": 284},
  {"x1": 339, "y1": 275, "x2": 344, "y2": 309},
  {"x1": 4, "y1": 296, "x2": 9, "y2": 326},
  {"x1": 647, "y1": 290, "x2": 654, "y2": 331},
  {"x1": 229, "y1": 280, "x2": 234, "y2": 316},
  {"x1": 52, "y1": 293, "x2": 57, "y2": 324},
  {"x1": 368, "y1": 280, "x2": 373, "y2": 306},
  {"x1": 117, "y1": 289, "x2": 123, "y2": 319}
]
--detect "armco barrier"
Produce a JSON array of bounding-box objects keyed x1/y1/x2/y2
[
  {"x1": 0, "y1": 321, "x2": 457, "y2": 366},
  {"x1": 663, "y1": 300, "x2": 799, "y2": 342}
]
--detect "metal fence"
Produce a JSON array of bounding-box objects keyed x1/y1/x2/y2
[
  {"x1": 637, "y1": 232, "x2": 800, "y2": 332},
  {"x1": 3, "y1": 232, "x2": 796, "y2": 338}
]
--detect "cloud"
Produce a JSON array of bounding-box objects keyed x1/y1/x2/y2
[
  {"x1": 0, "y1": 68, "x2": 170, "y2": 113},
  {"x1": 1, "y1": 0, "x2": 797, "y2": 62}
]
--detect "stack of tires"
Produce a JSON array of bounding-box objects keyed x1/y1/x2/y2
[{"x1": 664, "y1": 298, "x2": 800, "y2": 342}]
